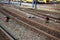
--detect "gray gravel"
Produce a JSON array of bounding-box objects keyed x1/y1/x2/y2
[{"x1": 0, "y1": 12, "x2": 48, "y2": 40}]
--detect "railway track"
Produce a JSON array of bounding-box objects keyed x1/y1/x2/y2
[
  {"x1": 3, "y1": 4, "x2": 60, "y2": 24},
  {"x1": 0, "y1": 5, "x2": 60, "y2": 40},
  {"x1": 5, "y1": 4, "x2": 60, "y2": 23},
  {"x1": 18, "y1": 7, "x2": 60, "y2": 23},
  {"x1": 1, "y1": 5, "x2": 60, "y2": 30},
  {"x1": 0, "y1": 26, "x2": 14, "y2": 40}
]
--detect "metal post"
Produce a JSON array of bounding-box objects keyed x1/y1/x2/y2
[
  {"x1": 19, "y1": 0, "x2": 22, "y2": 6},
  {"x1": 32, "y1": 0, "x2": 35, "y2": 8},
  {"x1": 9, "y1": 0, "x2": 11, "y2": 4},
  {"x1": 35, "y1": 0, "x2": 37, "y2": 9},
  {"x1": 11, "y1": 0, "x2": 12, "y2": 4},
  {"x1": 53, "y1": 1, "x2": 56, "y2": 9}
]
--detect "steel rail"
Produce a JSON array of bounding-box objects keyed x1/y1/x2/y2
[
  {"x1": 0, "y1": 26, "x2": 16, "y2": 40},
  {"x1": 0, "y1": 7, "x2": 60, "y2": 40},
  {"x1": 2, "y1": 4, "x2": 60, "y2": 23},
  {"x1": 18, "y1": 8, "x2": 60, "y2": 23}
]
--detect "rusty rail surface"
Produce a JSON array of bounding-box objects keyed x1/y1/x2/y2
[
  {"x1": 1, "y1": 4, "x2": 60, "y2": 23},
  {"x1": 0, "y1": 28, "x2": 11, "y2": 40},
  {"x1": 9, "y1": 5, "x2": 60, "y2": 23},
  {"x1": 19, "y1": 8, "x2": 60, "y2": 23},
  {"x1": 0, "y1": 6, "x2": 60, "y2": 40},
  {"x1": 0, "y1": 26, "x2": 15, "y2": 40}
]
